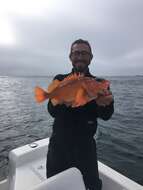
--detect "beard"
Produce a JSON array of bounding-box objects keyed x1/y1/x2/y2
[{"x1": 73, "y1": 60, "x2": 89, "y2": 73}]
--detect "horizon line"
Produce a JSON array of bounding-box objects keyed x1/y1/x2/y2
[{"x1": 0, "y1": 74, "x2": 143, "y2": 78}]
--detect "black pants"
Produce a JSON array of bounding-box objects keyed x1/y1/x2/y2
[{"x1": 46, "y1": 137, "x2": 102, "y2": 190}]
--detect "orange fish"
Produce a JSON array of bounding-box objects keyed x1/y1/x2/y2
[{"x1": 34, "y1": 73, "x2": 110, "y2": 107}]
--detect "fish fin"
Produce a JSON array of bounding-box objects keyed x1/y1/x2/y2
[
  {"x1": 72, "y1": 88, "x2": 87, "y2": 107},
  {"x1": 58, "y1": 74, "x2": 79, "y2": 88},
  {"x1": 51, "y1": 98, "x2": 59, "y2": 106},
  {"x1": 59, "y1": 73, "x2": 84, "y2": 88},
  {"x1": 47, "y1": 79, "x2": 60, "y2": 93},
  {"x1": 62, "y1": 73, "x2": 81, "y2": 82},
  {"x1": 34, "y1": 86, "x2": 49, "y2": 103}
]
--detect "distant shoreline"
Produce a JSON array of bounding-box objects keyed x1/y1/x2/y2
[
  {"x1": 0, "y1": 75, "x2": 54, "y2": 78},
  {"x1": 0, "y1": 75, "x2": 142, "y2": 78}
]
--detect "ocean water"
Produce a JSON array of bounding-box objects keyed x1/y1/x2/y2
[{"x1": 0, "y1": 75, "x2": 143, "y2": 185}]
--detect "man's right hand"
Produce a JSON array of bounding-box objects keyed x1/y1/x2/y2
[
  {"x1": 64, "y1": 102, "x2": 72, "y2": 107},
  {"x1": 51, "y1": 98, "x2": 72, "y2": 107}
]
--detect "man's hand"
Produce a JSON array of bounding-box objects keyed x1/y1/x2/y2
[
  {"x1": 96, "y1": 93, "x2": 113, "y2": 106},
  {"x1": 64, "y1": 102, "x2": 72, "y2": 107}
]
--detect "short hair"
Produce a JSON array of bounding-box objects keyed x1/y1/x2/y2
[{"x1": 70, "y1": 39, "x2": 92, "y2": 53}]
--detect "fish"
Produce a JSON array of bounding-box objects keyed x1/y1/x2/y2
[{"x1": 34, "y1": 73, "x2": 110, "y2": 107}]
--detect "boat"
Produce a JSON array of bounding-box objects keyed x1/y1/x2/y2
[{"x1": 0, "y1": 138, "x2": 142, "y2": 190}]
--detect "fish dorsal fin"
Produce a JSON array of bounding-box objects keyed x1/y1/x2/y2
[
  {"x1": 47, "y1": 79, "x2": 61, "y2": 93},
  {"x1": 58, "y1": 73, "x2": 83, "y2": 87},
  {"x1": 62, "y1": 73, "x2": 83, "y2": 82}
]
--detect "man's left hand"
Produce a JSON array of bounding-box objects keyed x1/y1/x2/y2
[{"x1": 96, "y1": 94, "x2": 114, "y2": 106}]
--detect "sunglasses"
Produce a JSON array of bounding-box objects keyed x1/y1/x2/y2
[{"x1": 71, "y1": 51, "x2": 92, "y2": 57}]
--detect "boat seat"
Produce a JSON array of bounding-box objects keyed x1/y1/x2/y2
[{"x1": 30, "y1": 167, "x2": 86, "y2": 190}]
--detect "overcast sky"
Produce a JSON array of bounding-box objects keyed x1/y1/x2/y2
[{"x1": 0, "y1": 0, "x2": 143, "y2": 76}]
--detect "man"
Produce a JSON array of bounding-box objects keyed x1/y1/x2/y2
[{"x1": 46, "y1": 39, "x2": 114, "y2": 190}]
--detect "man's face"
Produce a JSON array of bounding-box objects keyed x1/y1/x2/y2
[{"x1": 70, "y1": 43, "x2": 93, "y2": 73}]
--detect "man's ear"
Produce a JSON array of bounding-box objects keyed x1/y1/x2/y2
[
  {"x1": 90, "y1": 53, "x2": 93, "y2": 60},
  {"x1": 69, "y1": 53, "x2": 72, "y2": 60}
]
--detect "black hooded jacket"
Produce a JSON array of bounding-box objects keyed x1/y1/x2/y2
[{"x1": 47, "y1": 69, "x2": 114, "y2": 144}]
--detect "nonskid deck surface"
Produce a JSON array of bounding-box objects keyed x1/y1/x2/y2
[{"x1": 0, "y1": 138, "x2": 143, "y2": 190}]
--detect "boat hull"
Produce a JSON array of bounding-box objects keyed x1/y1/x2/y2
[{"x1": 0, "y1": 138, "x2": 142, "y2": 190}]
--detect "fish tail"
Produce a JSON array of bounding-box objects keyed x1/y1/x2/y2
[{"x1": 34, "y1": 86, "x2": 50, "y2": 103}]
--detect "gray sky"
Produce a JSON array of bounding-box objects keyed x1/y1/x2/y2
[{"x1": 0, "y1": 0, "x2": 143, "y2": 76}]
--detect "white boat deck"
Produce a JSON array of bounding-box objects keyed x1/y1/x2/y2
[{"x1": 0, "y1": 138, "x2": 142, "y2": 190}]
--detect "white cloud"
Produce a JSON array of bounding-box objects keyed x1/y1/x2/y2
[
  {"x1": 0, "y1": 17, "x2": 16, "y2": 45},
  {"x1": 124, "y1": 49, "x2": 143, "y2": 60},
  {"x1": 0, "y1": 0, "x2": 143, "y2": 76}
]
